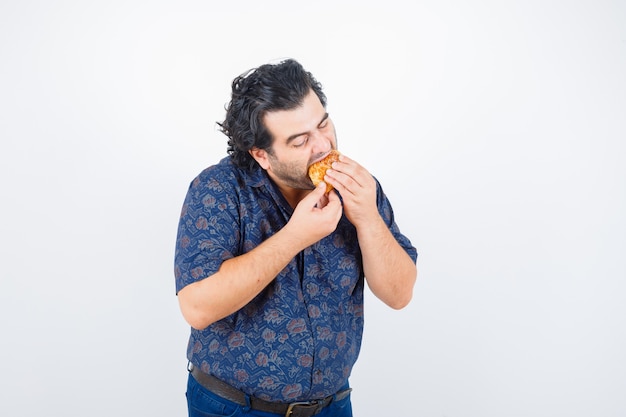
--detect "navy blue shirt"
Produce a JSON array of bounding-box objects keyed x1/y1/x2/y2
[{"x1": 175, "y1": 157, "x2": 417, "y2": 402}]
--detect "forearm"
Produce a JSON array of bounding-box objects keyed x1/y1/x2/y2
[
  {"x1": 178, "y1": 226, "x2": 306, "y2": 330},
  {"x1": 177, "y1": 183, "x2": 343, "y2": 330},
  {"x1": 357, "y1": 216, "x2": 417, "y2": 309}
]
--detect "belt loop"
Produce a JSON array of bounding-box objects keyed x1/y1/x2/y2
[{"x1": 242, "y1": 393, "x2": 251, "y2": 412}]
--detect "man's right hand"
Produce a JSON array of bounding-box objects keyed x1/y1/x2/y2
[
  {"x1": 286, "y1": 182, "x2": 343, "y2": 248},
  {"x1": 178, "y1": 182, "x2": 343, "y2": 330}
]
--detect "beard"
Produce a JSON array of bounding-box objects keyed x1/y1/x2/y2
[{"x1": 266, "y1": 152, "x2": 315, "y2": 190}]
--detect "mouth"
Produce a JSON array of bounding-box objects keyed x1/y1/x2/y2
[{"x1": 308, "y1": 151, "x2": 333, "y2": 168}]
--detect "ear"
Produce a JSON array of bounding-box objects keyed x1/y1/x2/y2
[{"x1": 249, "y1": 147, "x2": 271, "y2": 170}]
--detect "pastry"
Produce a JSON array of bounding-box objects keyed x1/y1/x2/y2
[{"x1": 308, "y1": 150, "x2": 340, "y2": 193}]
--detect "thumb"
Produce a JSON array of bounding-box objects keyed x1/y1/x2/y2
[
  {"x1": 302, "y1": 182, "x2": 328, "y2": 207},
  {"x1": 310, "y1": 181, "x2": 328, "y2": 198}
]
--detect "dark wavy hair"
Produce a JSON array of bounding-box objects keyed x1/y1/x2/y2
[{"x1": 218, "y1": 59, "x2": 327, "y2": 171}]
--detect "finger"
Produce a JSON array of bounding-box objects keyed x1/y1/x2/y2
[
  {"x1": 337, "y1": 153, "x2": 354, "y2": 164},
  {"x1": 327, "y1": 189, "x2": 340, "y2": 201},
  {"x1": 305, "y1": 182, "x2": 328, "y2": 206},
  {"x1": 325, "y1": 170, "x2": 357, "y2": 196},
  {"x1": 323, "y1": 189, "x2": 342, "y2": 207},
  {"x1": 334, "y1": 154, "x2": 360, "y2": 173},
  {"x1": 329, "y1": 160, "x2": 368, "y2": 188},
  {"x1": 323, "y1": 190, "x2": 344, "y2": 218},
  {"x1": 315, "y1": 192, "x2": 329, "y2": 209}
]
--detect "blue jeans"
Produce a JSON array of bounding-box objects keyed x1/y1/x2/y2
[{"x1": 186, "y1": 373, "x2": 353, "y2": 417}]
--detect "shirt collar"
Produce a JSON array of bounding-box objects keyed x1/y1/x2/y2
[
  {"x1": 238, "y1": 159, "x2": 293, "y2": 214},
  {"x1": 243, "y1": 161, "x2": 269, "y2": 189}
]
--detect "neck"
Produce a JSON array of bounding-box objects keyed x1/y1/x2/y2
[
  {"x1": 265, "y1": 172, "x2": 311, "y2": 208},
  {"x1": 277, "y1": 185, "x2": 311, "y2": 208}
]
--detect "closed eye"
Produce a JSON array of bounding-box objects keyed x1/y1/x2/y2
[{"x1": 293, "y1": 136, "x2": 309, "y2": 148}]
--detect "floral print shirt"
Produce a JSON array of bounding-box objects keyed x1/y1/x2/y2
[{"x1": 175, "y1": 157, "x2": 417, "y2": 402}]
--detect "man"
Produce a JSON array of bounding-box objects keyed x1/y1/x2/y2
[{"x1": 174, "y1": 59, "x2": 418, "y2": 417}]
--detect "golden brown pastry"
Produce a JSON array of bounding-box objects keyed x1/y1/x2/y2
[{"x1": 308, "y1": 149, "x2": 341, "y2": 193}]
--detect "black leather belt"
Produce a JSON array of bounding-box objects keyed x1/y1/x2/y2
[{"x1": 189, "y1": 364, "x2": 351, "y2": 417}]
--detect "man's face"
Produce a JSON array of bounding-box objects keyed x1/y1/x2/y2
[{"x1": 256, "y1": 89, "x2": 337, "y2": 190}]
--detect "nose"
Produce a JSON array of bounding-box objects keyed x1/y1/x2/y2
[{"x1": 310, "y1": 131, "x2": 331, "y2": 155}]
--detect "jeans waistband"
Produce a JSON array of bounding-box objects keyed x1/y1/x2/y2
[{"x1": 188, "y1": 363, "x2": 351, "y2": 417}]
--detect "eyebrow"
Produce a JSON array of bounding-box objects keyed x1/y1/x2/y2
[{"x1": 285, "y1": 112, "x2": 330, "y2": 144}]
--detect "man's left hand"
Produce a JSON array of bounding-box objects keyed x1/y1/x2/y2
[{"x1": 323, "y1": 154, "x2": 378, "y2": 228}]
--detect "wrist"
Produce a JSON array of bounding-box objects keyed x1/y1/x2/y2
[
  {"x1": 354, "y1": 213, "x2": 387, "y2": 237},
  {"x1": 279, "y1": 223, "x2": 313, "y2": 252}
]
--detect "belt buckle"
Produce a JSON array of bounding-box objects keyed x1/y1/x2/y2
[{"x1": 285, "y1": 400, "x2": 318, "y2": 417}]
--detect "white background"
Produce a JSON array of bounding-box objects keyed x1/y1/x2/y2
[{"x1": 1, "y1": 1, "x2": 625, "y2": 416}]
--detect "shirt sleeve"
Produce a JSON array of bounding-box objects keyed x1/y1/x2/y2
[
  {"x1": 375, "y1": 178, "x2": 418, "y2": 264},
  {"x1": 174, "y1": 169, "x2": 241, "y2": 294}
]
